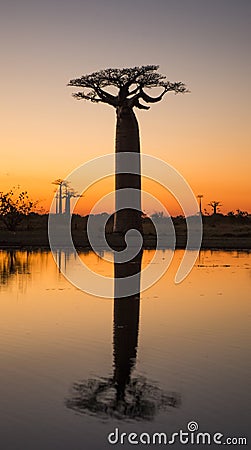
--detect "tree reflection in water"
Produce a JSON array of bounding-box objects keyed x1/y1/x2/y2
[
  {"x1": 0, "y1": 250, "x2": 30, "y2": 286},
  {"x1": 66, "y1": 251, "x2": 180, "y2": 421}
]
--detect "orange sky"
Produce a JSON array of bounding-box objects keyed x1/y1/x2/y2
[{"x1": 1, "y1": 0, "x2": 250, "y2": 216}]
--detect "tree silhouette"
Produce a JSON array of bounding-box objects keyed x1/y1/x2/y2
[
  {"x1": 64, "y1": 187, "x2": 82, "y2": 216},
  {"x1": 208, "y1": 201, "x2": 222, "y2": 215},
  {"x1": 68, "y1": 65, "x2": 187, "y2": 234},
  {"x1": 197, "y1": 194, "x2": 203, "y2": 214},
  {"x1": 0, "y1": 188, "x2": 35, "y2": 231},
  {"x1": 52, "y1": 179, "x2": 67, "y2": 214},
  {"x1": 235, "y1": 209, "x2": 248, "y2": 218}
]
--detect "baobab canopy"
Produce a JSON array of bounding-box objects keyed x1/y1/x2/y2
[{"x1": 68, "y1": 65, "x2": 188, "y2": 109}]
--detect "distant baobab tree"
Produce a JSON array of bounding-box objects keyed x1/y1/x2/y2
[
  {"x1": 197, "y1": 194, "x2": 203, "y2": 214},
  {"x1": 68, "y1": 65, "x2": 188, "y2": 234},
  {"x1": 208, "y1": 200, "x2": 222, "y2": 215},
  {"x1": 52, "y1": 179, "x2": 66, "y2": 214},
  {"x1": 64, "y1": 187, "x2": 82, "y2": 216},
  {"x1": 52, "y1": 180, "x2": 81, "y2": 215}
]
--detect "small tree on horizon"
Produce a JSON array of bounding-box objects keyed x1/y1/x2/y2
[
  {"x1": 208, "y1": 201, "x2": 222, "y2": 215},
  {"x1": 0, "y1": 188, "x2": 35, "y2": 231},
  {"x1": 68, "y1": 65, "x2": 188, "y2": 233},
  {"x1": 197, "y1": 194, "x2": 203, "y2": 214},
  {"x1": 235, "y1": 209, "x2": 248, "y2": 218}
]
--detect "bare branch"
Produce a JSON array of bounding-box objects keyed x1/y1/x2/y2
[
  {"x1": 128, "y1": 85, "x2": 141, "y2": 97},
  {"x1": 161, "y1": 81, "x2": 189, "y2": 94},
  {"x1": 72, "y1": 91, "x2": 103, "y2": 103},
  {"x1": 95, "y1": 87, "x2": 118, "y2": 106},
  {"x1": 140, "y1": 87, "x2": 167, "y2": 104},
  {"x1": 134, "y1": 99, "x2": 150, "y2": 110}
]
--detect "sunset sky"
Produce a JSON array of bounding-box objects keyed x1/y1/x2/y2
[{"x1": 1, "y1": 0, "x2": 250, "y2": 216}]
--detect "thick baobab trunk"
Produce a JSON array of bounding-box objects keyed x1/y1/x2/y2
[{"x1": 113, "y1": 105, "x2": 142, "y2": 234}]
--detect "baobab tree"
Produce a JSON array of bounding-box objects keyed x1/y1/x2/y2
[
  {"x1": 68, "y1": 65, "x2": 187, "y2": 234},
  {"x1": 197, "y1": 194, "x2": 203, "y2": 215},
  {"x1": 64, "y1": 187, "x2": 82, "y2": 216},
  {"x1": 52, "y1": 179, "x2": 67, "y2": 214},
  {"x1": 208, "y1": 200, "x2": 222, "y2": 215}
]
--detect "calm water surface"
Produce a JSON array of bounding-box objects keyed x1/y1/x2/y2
[{"x1": 0, "y1": 249, "x2": 250, "y2": 449}]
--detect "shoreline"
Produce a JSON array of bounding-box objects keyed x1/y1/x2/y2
[
  {"x1": 0, "y1": 238, "x2": 250, "y2": 251},
  {"x1": 1, "y1": 215, "x2": 250, "y2": 251}
]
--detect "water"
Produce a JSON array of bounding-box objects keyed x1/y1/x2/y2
[{"x1": 0, "y1": 249, "x2": 250, "y2": 449}]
